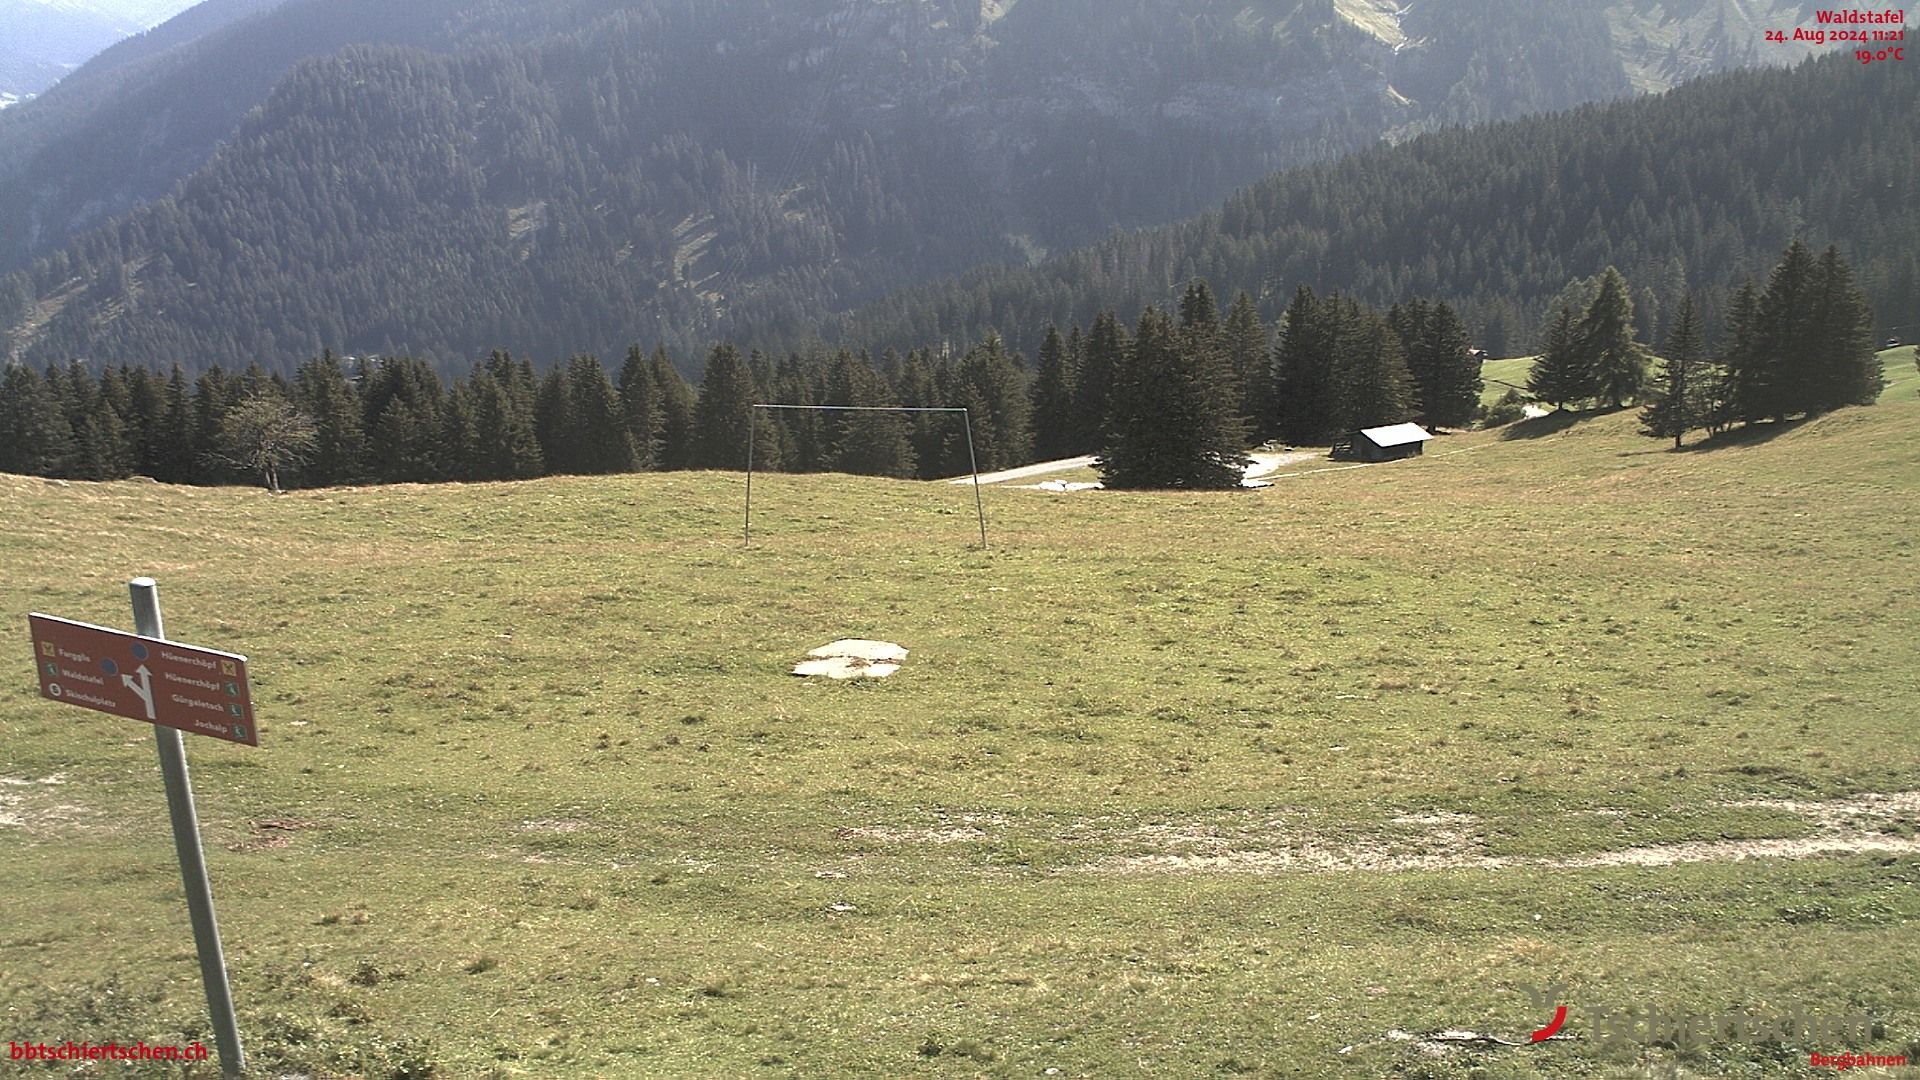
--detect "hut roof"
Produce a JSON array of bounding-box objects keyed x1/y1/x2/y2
[{"x1": 1358, "y1": 423, "x2": 1435, "y2": 448}]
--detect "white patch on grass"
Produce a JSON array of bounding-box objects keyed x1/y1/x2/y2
[{"x1": 793, "y1": 639, "x2": 908, "y2": 679}]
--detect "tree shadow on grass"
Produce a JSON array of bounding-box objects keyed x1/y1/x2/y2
[
  {"x1": 1676, "y1": 417, "x2": 1812, "y2": 452},
  {"x1": 1497, "y1": 409, "x2": 1585, "y2": 440}
]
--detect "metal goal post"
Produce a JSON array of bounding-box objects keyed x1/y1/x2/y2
[{"x1": 743, "y1": 404, "x2": 987, "y2": 549}]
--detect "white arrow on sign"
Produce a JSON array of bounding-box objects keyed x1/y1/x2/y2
[{"x1": 120, "y1": 664, "x2": 154, "y2": 720}]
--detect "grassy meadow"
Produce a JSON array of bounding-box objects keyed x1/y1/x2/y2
[{"x1": 3, "y1": 370, "x2": 1919, "y2": 1077}]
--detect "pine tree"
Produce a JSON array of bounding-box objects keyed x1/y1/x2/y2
[
  {"x1": 1640, "y1": 292, "x2": 1707, "y2": 449},
  {"x1": 1029, "y1": 324, "x2": 1078, "y2": 458},
  {"x1": 1528, "y1": 303, "x2": 1590, "y2": 410},
  {"x1": 1098, "y1": 304, "x2": 1250, "y2": 490},
  {"x1": 1574, "y1": 266, "x2": 1651, "y2": 409}
]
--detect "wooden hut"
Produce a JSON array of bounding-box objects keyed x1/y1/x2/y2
[{"x1": 1330, "y1": 423, "x2": 1435, "y2": 462}]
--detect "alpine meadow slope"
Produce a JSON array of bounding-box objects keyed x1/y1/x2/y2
[{"x1": 1, "y1": 386, "x2": 1917, "y2": 1077}]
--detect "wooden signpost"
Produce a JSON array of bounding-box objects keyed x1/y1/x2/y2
[{"x1": 25, "y1": 579, "x2": 250, "y2": 1078}]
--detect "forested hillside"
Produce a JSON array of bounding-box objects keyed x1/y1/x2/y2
[
  {"x1": 811, "y1": 52, "x2": 1918, "y2": 361},
  {"x1": 0, "y1": 0, "x2": 1828, "y2": 377}
]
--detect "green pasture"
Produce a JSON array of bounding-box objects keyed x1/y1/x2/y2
[{"x1": 2, "y1": 393, "x2": 1918, "y2": 1077}]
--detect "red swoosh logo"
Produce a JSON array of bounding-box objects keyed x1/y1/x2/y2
[{"x1": 1531, "y1": 1005, "x2": 1568, "y2": 1043}]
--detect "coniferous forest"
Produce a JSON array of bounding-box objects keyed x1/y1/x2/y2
[
  {"x1": 4, "y1": 8, "x2": 1906, "y2": 381},
  {"x1": 0, "y1": 16, "x2": 1909, "y2": 491},
  {"x1": 813, "y1": 52, "x2": 1916, "y2": 363},
  {"x1": 0, "y1": 235, "x2": 1885, "y2": 489}
]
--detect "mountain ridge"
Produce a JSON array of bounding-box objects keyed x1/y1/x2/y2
[{"x1": 0, "y1": 0, "x2": 1850, "y2": 376}]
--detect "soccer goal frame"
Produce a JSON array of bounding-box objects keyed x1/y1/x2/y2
[{"x1": 743, "y1": 404, "x2": 987, "y2": 549}]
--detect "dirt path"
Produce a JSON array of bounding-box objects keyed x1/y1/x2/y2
[
  {"x1": 951, "y1": 451, "x2": 1325, "y2": 490},
  {"x1": 819, "y1": 791, "x2": 1920, "y2": 876},
  {"x1": 946, "y1": 455, "x2": 1097, "y2": 486}
]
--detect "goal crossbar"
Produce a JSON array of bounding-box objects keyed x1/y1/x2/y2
[{"x1": 744, "y1": 404, "x2": 987, "y2": 548}]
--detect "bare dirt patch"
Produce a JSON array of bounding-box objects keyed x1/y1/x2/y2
[
  {"x1": 835, "y1": 812, "x2": 1006, "y2": 845},
  {"x1": 227, "y1": 817, "x2": 323, "y2": 852},
  {"x1": 520, "y1": 818, "x2": 590, "y2": 833},
  {"x1": 1074, "y1": 792, "x2": 1920, "y2": 875},
  {"x1": 0, "y1": 774, "x2": 94, "y2": 835}
]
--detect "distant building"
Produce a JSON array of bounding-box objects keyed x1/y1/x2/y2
[{"x1": 1330, "y1": 423, "x2": 1435, "y2": 462}]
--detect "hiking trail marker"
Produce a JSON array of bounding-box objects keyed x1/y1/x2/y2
[
  {"x1": 26, "y1": 579, "x2": 248, "y2": 1078},
  {"x1": 30, "y1": 613, "x2": 257, "y2": 746}
]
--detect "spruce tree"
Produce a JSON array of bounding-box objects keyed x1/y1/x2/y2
[
  {"x1": 1717, "y1": 280, "x2": 1761, "y2": 431},
  {"x1": 154, "y1": 366, "x2": 196, "y2": 483},
  {"x1": 1411, "y1": 302, "x2": 1482, "y2": 429},
  {"x1": 440, "y1": 378, "x2": 480, "y2": 481},
  {"x1": 1220, "y1": 291, "x2": 1269, "y2": 437},
  {"x1": 118, "y1": 366, "x2": 165, "y2": 478},
  {"x1": 1272, "y1": 286, "x2": 1337, "y2": 444},
  {"x1": 1075, "y1": 312, "x2": 1127, "y2": 450},
  {"x1": 618, "y1": 344, "x2": 663, "y2": 469},
  {"x1": 565, "y1": 354, "x2": 637, "y2": 474},
  {"x1": 1741, "y1": 240, "x2": 1818, "y2": 422},
  {"x1": 823, "y1": 350, "x2": 915, "y2": 478},
  {"x1": 534, "y1": 365, "x2": 573, "y2": 473},
  {"x1": 1574, "y1": 266, "x2": 1651, "y2": 409},
  {"x1": 1807, "y1": 245, "x2": 1883, "y2": 411},
  {"x1": 0, "y1": 364, "x2": 74, "y2": 477},
  {"x1": 53, "y1": 362, "x2": 134, "y2": 480},
  {"x1": 896, "y1": 349, "x2": 949, "y2": 479},
  {"x1": 293, "y1": 350, "x2": 365, "y2": 486},
  {"x1": 650, "y1": 348, "x2": 698, "y2": 470},
  {"x1": 1333, "y1": 301, "x2": 1416, "y2": 431},
  {"x1": 469, "y1": 369, "x2": 544, "y2": 480},
  {"x1": 1029, "y1": 324, "x2": 1078, "y2": 459},
  {"x1": 1528, "y1": 303, "x2": 1590, "y2": 410},
  {"x1": 1640, "y1": 292, "x2": 1707, "y2": 449},
  {"x1": 692, "y1": 344, "x2": 775, "y2": 470},
  {"x1": 1098, "y1": 305, "x2": 1250, "y2": 490},
  {"x1": 362, "y1": 357, "x2": 444, "y2": 483},
  {"x1": 953, "y1": 333, "x2": 1032, "y2": 471}
]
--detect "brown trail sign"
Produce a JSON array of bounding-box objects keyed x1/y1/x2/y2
[
  {"x1": 25, "y1": 581, "x2": 252, "y2": 1077},
  {"x1": 29, "y1": 613, "x2": 256, "y2": 746}
]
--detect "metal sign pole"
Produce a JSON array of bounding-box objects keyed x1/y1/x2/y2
[
  {"x1": 743, "y1": 407, "x2": 756, "y2": 546},
  {"x1": 962, "y1": 408, "x2": 988, "y2": 549},
  {"x1": 129, "y1": 578, "x2": 245, "y2": 1078}
]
